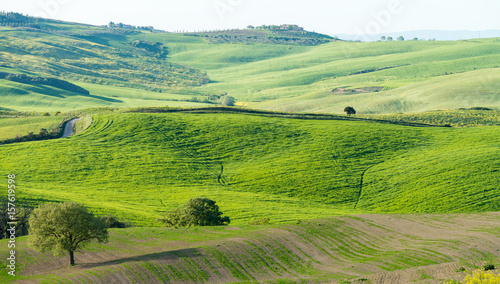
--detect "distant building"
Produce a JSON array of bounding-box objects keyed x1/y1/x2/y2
[{"x1": 278, "y1": 24, "x2": 304, "y2": 31}]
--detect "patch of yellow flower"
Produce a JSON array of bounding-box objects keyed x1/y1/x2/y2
[{"x1": 446, "y1": 269, "x2": 500, "y2": 284}]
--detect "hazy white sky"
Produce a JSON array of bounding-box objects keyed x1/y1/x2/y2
[{"x1": 1, "y1": 0, "x2": 499, "y2": 35}]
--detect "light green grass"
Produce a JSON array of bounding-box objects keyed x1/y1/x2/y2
[
  {"x1": 360, "y1": 109, "x2": 500, "y2": 127},
  {"x1": 0, "y1": 115, "x2": 66, "y2": 140},
  {"x1": 0, "y1": 112, "x2": 498, "y2": 226},
  {"x1": 3, "y1": 22, "x2": 500, "y2": 113},
  {"x1": 0, "y1": 79, "x2": 212, "y2": 111}
]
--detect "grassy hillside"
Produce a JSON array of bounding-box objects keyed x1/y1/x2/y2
[
  {"x1": 0, "y1": 15, "x2": 499, "y2": 283},
  {"x1": 1, "y1": 111, "x2": 498, "y2": 226},
  {"x1": 187, "y1": 40, "x2": 500, "y2": 113},
  {"x1": 0, "y1": 115, "x2": 66, "y2": 140},
  {"x1": 1, "y1": 15, "x2": 500, "y2": 113},
  {"x1": 361, "y1": 109, "x2": 500, "y2": 127},
  {"x1": 2, "y1": 213, "x2": 499, "y2": 283}
]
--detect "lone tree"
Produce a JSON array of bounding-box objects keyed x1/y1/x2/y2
[
  {"x1": 344, "y1": 106, "x2": 356, "y2": 116},
  {"x1": 220, "y1": 95, "x2": 235, "y2": 107},
  {"x1": 29, "y1": 202, "x2": 108, "y2": 266},
  {"x1": 160, "y1": 198, "x2": 230, "y2": 227}
]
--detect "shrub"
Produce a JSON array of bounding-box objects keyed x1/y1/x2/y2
[
  {"x1": 483, "y1": 264, "x2": 495, "y2": 271},
  {"x1": 220, "y1": 95, "x2": 235, "y2": 106},
  {"x1": 103, "y1": 215, "x2": 128, "y2": 228},
  {"x1": 159, "y1": 198, "x2": 230, "y2": 227}
]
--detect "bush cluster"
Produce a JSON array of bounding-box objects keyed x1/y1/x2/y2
[
  {"x1": 130, "y1": 40, "x2": 169, "y2": 59},
  {"x1": 159, "y1": 198, "x2": 230, "y2": 227}
]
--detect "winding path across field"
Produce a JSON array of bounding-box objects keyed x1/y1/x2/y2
[{"x1": 61, "y1": 118, "x2": 81, "y2": 138}]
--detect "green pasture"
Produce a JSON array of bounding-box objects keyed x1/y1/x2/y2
[
  {"x1": 2, "y1": 21, "x2": 500, "y2": 114},
  {"x1": 361, "y1": 109, "x2": 500, "y2": 127},
  {"x1": 0, "y1": 115, "x2": 67, "y2": 140},
  {"x1": 0, "y1": 112, "x2": 498, "y2": 226}
]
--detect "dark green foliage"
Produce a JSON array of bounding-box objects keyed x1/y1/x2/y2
[
  {"x1": 344, "y1": 106, "x2": 356, "y2": 116},
  {"x1": 29, "y1": 202, "x2": 108, "y2": 265},
  {"x1": 463, "y1": 107, "x2": 493, "y2": 111},
  {"x1": 483, "y1": 264, "x2": 495, "y2": 271},
  {"x1": 130, "y1": 40, "x2": 169, "y2": 59},
  {"x1": 0, "y1": 12, "x2": 40, "y2": 28},
  {"x1": 160, "y1": 198, "x2": 230, "y2": 227},
  {"x1": 0, "y1": 199, "x2": 32, "y2": 239},
  {"x1": 103, "y1": 215, "x2": 128, "y2": 228},
  {"x1": 220, "y1": 95, "x2": 235, "y2": 106}
]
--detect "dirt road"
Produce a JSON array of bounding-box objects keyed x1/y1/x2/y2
[{"x1": 61, "y1": 118, "x2": 81, "y2": 138}]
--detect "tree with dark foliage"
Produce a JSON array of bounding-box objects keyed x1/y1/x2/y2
[
  {"x1": 160, "y1": 198, "x2": 230, "y2": 227},
  {"x1": 344, "y1": 106, "x2": 356, "y2": 116}
]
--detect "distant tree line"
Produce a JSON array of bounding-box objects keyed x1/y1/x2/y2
[
  {"x1": 0, "y1": 72, "x2": 90, "y2": 95},
  {"x1": 185, "y1": 26, "x2": 334, "y2": 46},
  {"x1": 249, "y1": 24, "x2": 304, "y2": 31},
  {"x1": 380, "y1": 36, "x2": 426, "y2": 41},
  {"x1": 108, "y1": 22, "x2": 155, "y2": 32},
  {"x1": 0, "y1": 12, "x2": 41, "y2": 28},
  {"x1": 186, "y1": 33, "x2": 332, "y2": 46}
]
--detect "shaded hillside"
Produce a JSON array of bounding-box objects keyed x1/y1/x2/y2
[{"x1": 0, "y1": 15, "x2": 209, "y2": 91}]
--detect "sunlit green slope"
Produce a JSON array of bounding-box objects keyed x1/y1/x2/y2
[
  {"x1": 2, "y1": 17, "x2": 500, "y2": 113},
  {"x1": 1, "y1": 111, "x2": 498, "y2": 226}
]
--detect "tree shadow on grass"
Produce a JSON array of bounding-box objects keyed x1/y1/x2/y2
[
  {"x1": 78, "y1": 248, "x2": 201, "y2": 269},
  {"x1": 26, "y1": 84, "x2": 123, "y2": 103}
]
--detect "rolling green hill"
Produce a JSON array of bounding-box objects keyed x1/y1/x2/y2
[
  {"x1": 1, "y1": 14, "x2": 499, "y2": 284},
  {"x1": 1, "y1": 14, "x2": 500, "y2": 113},
  {"x1": 0, "y1": 115, "x2": 66, "y2": 140},
  {"x1": 1, "y1": 110, "x2": 498, "y2": 227}
]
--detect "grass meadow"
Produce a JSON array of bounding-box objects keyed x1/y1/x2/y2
[
  {"x1": 0, "y1": 115, "x2": 69, "y2": 140},
  {"x1": 1, "y1": 111, "x2": 498, "y2": 227}
]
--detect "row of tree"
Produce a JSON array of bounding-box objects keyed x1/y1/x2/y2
[{"x1": 380, "y1": 36, "x2": 427, "y2": 41}]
